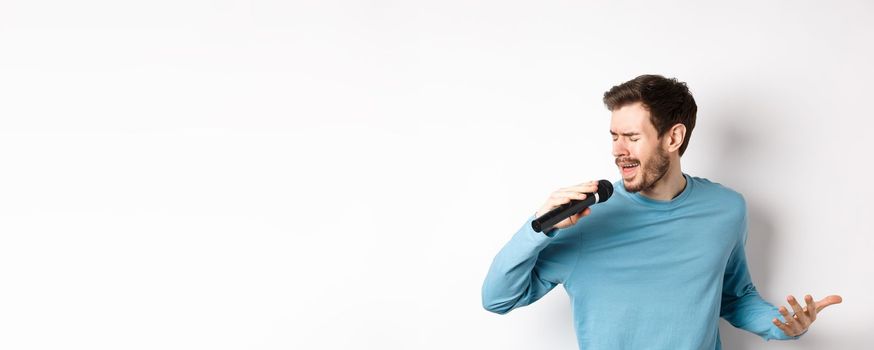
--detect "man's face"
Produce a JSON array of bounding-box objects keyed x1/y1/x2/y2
[{"x1": 610, "y1": 102, "x2": 671, "y2": 193}]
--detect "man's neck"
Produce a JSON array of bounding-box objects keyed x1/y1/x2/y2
[{"x1": 639, "y1": 160, "x2": 686, "y2": 201}]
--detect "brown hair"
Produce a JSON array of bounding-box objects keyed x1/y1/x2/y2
[{"x1": 602, "y1": 74, "x2": 697, "y2": 157}]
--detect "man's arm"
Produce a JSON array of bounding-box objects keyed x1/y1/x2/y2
[
  {"x1": 481, "y1": 213, "x2": 577, "y2": 314},
  {"x1": 720, "y1": 204, "x2": 806, "y2": 341}
]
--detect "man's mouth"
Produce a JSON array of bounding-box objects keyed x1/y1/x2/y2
[{"x1": 619, "y1": 162, "x2": 640, "y2": 177}]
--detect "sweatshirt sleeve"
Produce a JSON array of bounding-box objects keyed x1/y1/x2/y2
[
  {"x1": 481, "y1": 213, "x2": 579, "y2": 315},
  {"x1": 720, "y1": 201, "x2": 806, "y2": 341}
]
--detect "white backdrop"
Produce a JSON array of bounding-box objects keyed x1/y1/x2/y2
[{"x1": 0, "y1": 1, "x2": 871, "y2": 349}]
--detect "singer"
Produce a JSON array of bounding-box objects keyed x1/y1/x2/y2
[{"x1": 481, "y1": 74, "x2": 842, "y2": 349}]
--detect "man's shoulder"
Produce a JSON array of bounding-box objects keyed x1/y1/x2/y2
[{"x1": 689, "y1": 175, "x2": 746, "y2": 208}]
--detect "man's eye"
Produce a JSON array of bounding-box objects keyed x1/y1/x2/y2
[{"x1": 630, "y1": 138, "x2": 639, "y2": 142}]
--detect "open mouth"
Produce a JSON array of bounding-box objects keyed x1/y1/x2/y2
[{"x1": 620, "y1": 162, "x2": 640, "y2": 177}]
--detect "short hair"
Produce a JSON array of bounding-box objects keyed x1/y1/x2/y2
[{"x1": 602, "y1": 74, "x2": 697, "y2": 156}]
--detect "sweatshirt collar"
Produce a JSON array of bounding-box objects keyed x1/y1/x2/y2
[{"x1": 619, "y1": 172, "x2": 694, "y2": 209}]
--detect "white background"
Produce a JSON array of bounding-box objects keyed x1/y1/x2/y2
[{"x1": 0, "y1": 1, "x2": 871, "y2": 349}]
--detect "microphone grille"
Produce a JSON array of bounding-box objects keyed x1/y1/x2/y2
[{"x1": 596, "y1": 180, "x2": 614, "y2": 203}]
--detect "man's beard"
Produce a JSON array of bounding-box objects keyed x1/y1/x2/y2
[{"x1": 623, "y1": 148, "x2": 670, "y2": 193}]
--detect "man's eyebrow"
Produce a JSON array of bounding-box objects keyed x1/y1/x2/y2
[{"x1": 610, "y1": 131, "x2": 640, "y2": 136}]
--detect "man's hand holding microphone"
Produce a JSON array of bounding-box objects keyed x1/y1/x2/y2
[{"x1": 532, "y1": 180, "x2": 613, "y2": 234}]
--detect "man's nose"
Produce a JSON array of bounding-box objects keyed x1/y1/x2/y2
[{"x1": 612, "y1": 140, "x2": 628, "y2": 158}]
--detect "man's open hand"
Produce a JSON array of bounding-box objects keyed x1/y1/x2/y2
[{"x1": 772, "y1": 294, "x2": 843, "y2": 337}]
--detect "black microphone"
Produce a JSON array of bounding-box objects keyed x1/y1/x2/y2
[{"x1": 531, "y1": 179, "x2": 614, "y2": 233}]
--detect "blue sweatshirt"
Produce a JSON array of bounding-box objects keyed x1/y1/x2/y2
[{"x1": 482, "y1": 173, "x2": 804, "y2": 349}]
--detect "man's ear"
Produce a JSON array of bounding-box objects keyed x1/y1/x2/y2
[{"x1": 664, "y1": 123, "x2": 686, "y2": 153}]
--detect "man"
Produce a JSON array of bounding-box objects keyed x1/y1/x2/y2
[{"x1": 481, "y1": 74, "x2": 842, "y2": 349}]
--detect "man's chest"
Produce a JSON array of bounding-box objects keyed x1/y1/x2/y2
[{"x1": 572, "y1": 213, "x2": 740, "y2": 286}]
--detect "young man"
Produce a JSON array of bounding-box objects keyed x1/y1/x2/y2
[{"x1": 481, "y1": 74, "x2": 841, "y2": 349}]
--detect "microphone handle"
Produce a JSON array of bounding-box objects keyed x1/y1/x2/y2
[{"x1": 531, "y1": 194, "x2": 597, "y2": 233}]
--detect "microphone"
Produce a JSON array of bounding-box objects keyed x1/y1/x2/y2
[{"x1": 531, "y1": 179, "x2": 614, "y2": 233}]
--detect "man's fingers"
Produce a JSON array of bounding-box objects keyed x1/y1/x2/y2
[
  {"x1": 566, "y1": 181, "x2": 597, "y2": 190},
  {"x1": 772, "y1": 318, "x2": 794, "y2": 336},
  {"x1": 778, "y1": 306, "x2": 803, "y2": 334},
  {"x1": 556, "y1": 191, "x2": 588, "y2": 200},
  {"x1": 777, "y1": 306, "x2": 791, "y2": 322},
  {"x1": 815, "y1": 295, "x2": 843, "y2": 313},
  {"x1": 563, "y1": 186, "x2": 598, "y2": 195},
  {"x1": 786, "y1": 295, "x2": 810, "y2": 327},
  {"x1": 574, "y1": 180, "x2": 598, "y2": 187},
  {"x1": 568, "y1": 207, "x2": 592, "y2": 225},
  {"x1": 564, "y1": 182, "x2": 599, "y2": 193},
  {"x1": 805, "y1": 295, "x2": 817, "y2": 321}
]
